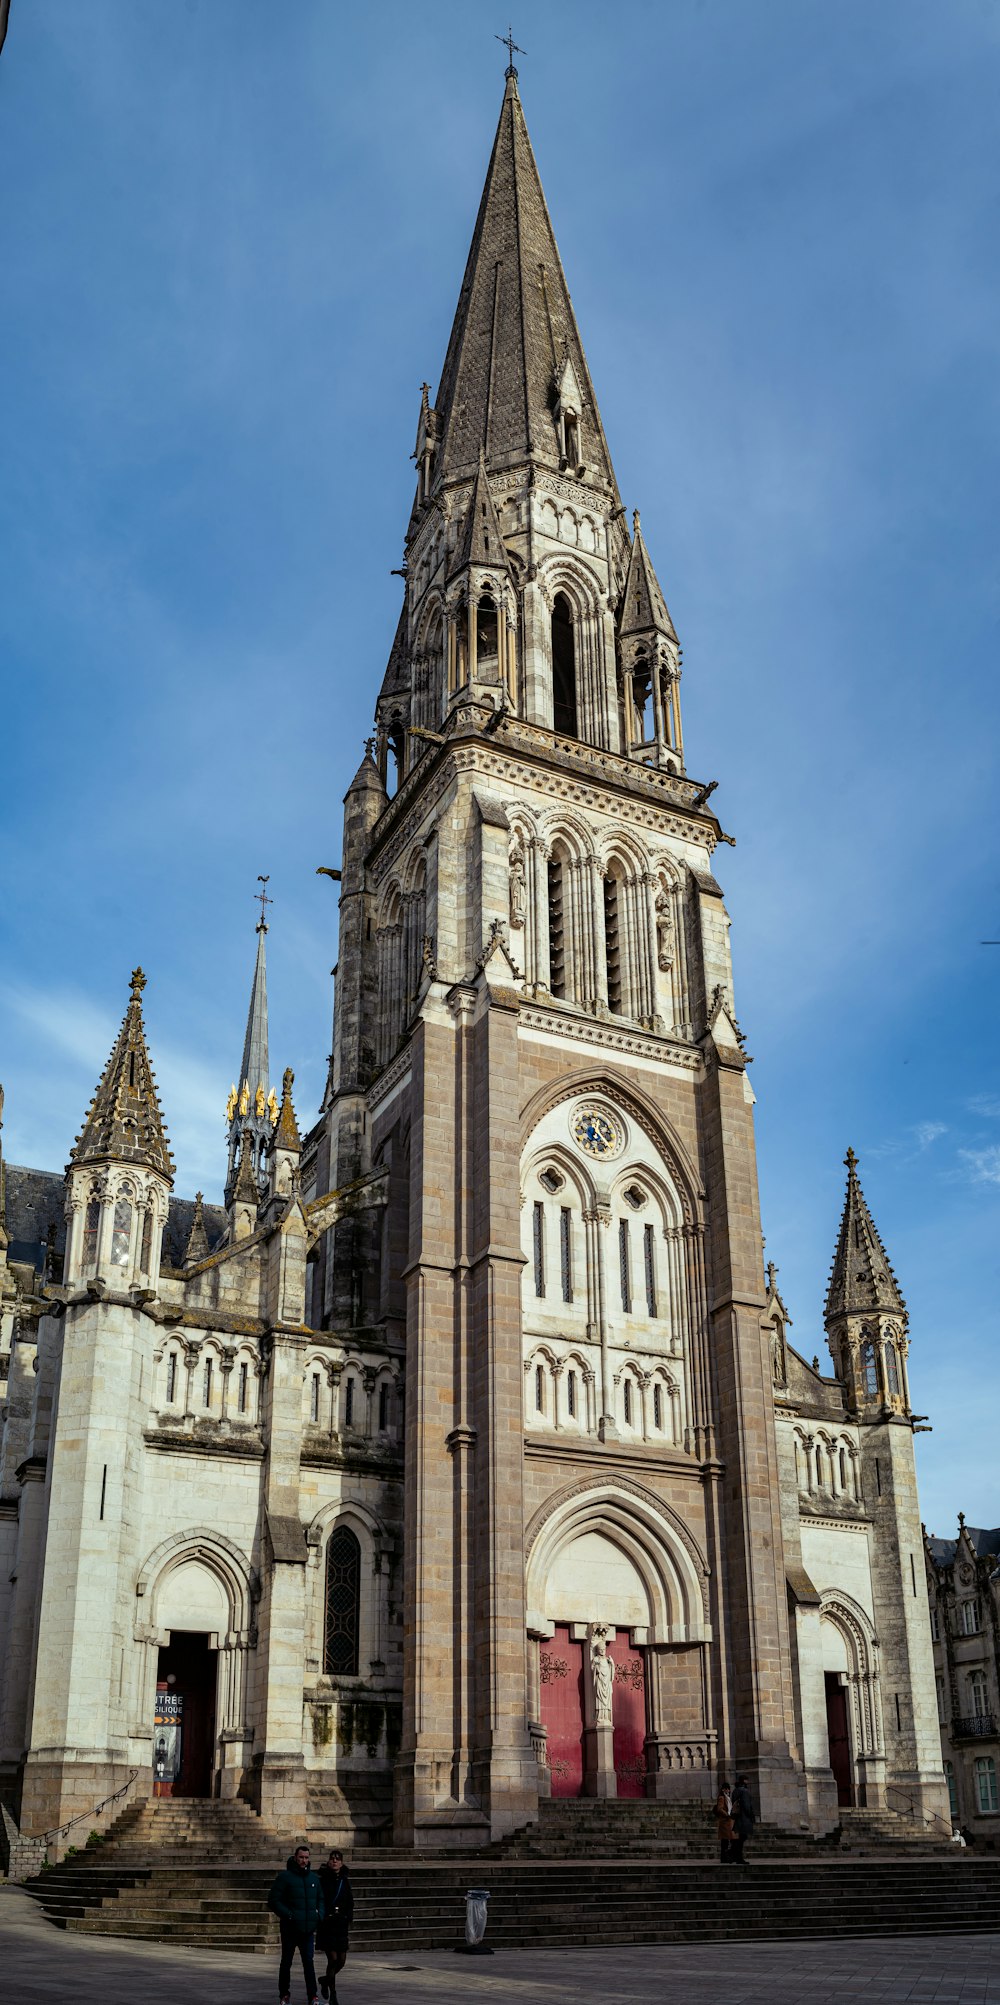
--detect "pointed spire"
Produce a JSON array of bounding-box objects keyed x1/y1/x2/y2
[
  {"x1": 225, "y1": 891, "x2": 274, "y2": 1208},
  {"x1": 429, "y1": 77, "x2": 620, "y2": 496},
  {"x1": 71, "y1": 969, "x2": 174, "y2": 1180},
  {"x1": 238, "y1": 916, "x2": 270, "y2": 1107},
  {"x1": 184, "y1": 1191, "x2": 210, "y2": 1266},
  {"x1": 619, "y1": 510, "x2": 678, "y2": 645},
  {"x1": 450, "y1": 450, "x2": 511, "y2": 577},
  {"x1": 825, "y1": 1149, "x2": 906, "y2": 1321},
  {"x1": 347, "y1": 735, "x2": 388, "y2": 797},
  {"x1": 232, "y1": 1134, "x2": 259, "y2": 1208},
  {"x1": 273, "y1": 1067, "x2": 301, "y2": 1153}
]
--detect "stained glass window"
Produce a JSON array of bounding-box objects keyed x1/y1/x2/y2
[
  {"x1": 560, "y1": 1208, "x2": 573, "y2": 1303},
  {"x1": 324, "y1": 1526, "x2": 361, "y2": 1676},
  {"x1": 644, "y1": 1223, "x2": 656, "y2": 1317},
  {"x1": 860, "y1": 1339, "x2": 879, "y2": 1398},
  {"x1": 83, "y1": 1198, "x2": 101, "y2": 1270},
  {"x1": 111, "y1": 1188, "x2": 133, "y2": 1267}
]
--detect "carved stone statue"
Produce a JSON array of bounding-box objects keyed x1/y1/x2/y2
[
  {"x1": 590, "y1": 1626, "x2": 615, "y2": 1724},
  {"x1": 509, "y1": 840, "x2": 527, "y2": 929},
  {"x1": 655, "y1": 888, "x2": 674, "y2": 972}
]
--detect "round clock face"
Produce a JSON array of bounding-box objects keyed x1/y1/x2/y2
[{"x1": 570, "y1": 1104, "x2": 625, "y2": 1160}]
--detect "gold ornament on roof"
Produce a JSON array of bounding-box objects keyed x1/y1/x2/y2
[
  {"x1": 254, "y1": 1084, "x2": 266, "y2": 1118},
  {"x1": 266, "y1": 1088, "x2": 279, "y2": 1125},
  {"x1": 239, "y1": 1082, "x2": 250, "y2": 1117},
  {"x1": 225, "y1": 1084, "x2": 238, "y2": 1121}
]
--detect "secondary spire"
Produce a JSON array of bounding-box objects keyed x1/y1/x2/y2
[
  {"x1": 224, "y1": 885, "x2": 278, "y2": 1208},
  {"x1": 70, "y1": 968, "x2": 174, "y2": 1180}
]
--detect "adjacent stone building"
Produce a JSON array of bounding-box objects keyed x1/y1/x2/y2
[
  {"x1": 0, "y1": 66, "x2": 949, "y2": 1858},
  {"x1": 926, "y1": 1521, "x2": 1000, "y2": 1846}
]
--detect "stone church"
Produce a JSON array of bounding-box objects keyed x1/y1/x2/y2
[{"x1": 0, "y1": 67, "x2": 948, "y2": 1857}]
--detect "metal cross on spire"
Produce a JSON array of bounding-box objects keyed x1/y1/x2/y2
[
  {"x1": 495, "y1": 24, "x2": 525, "y2": 75},
  {"x1": 255, "y1": 874, "x2": 272, "y2": 933}
]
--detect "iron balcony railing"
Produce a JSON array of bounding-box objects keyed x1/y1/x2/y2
[{"x1": 952, "y1": 1713, "x2": 997, "y2": 1740}]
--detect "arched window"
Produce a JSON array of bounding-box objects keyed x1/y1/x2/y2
[
  {"x1": 111, "y1": 1185, "x2": 134, "y2": 1268},
  {"x1": 535, "y1": 1362, "x2": 545, "y2": 1414},
  {"x1": 547, "y1": 848, "x2": 567, "y2": 999},
  {"x1": 454, "y1": 603, "x2": 468, "y2": 689},
  {"x1": 166, "y1": 1351, "x2": 178, "y2": 1404},
  {"x1": 884, "y1": 1342, "x2": 901, "y2": 1397},
  {"x1": 139, "y1": 1207, "x2": 153, "y2": 1274},
  {"x1": 551, "y1": 593, "x2": 577, "y2": 736},
  {"x1": 324, "y1": 1526, "x2": 361, "y2": 1676},
  {"x1": 623, "y1": 1377, "x2": 632, "y2": 1426},
  {"x1": 653, "y1": 1381, "x2": 663, "y2": 1431},
  {"x1": 387, "y1": 720, "x2": 405, "y2": 796},
  {"x1": 604, "y1": 868, "x2": 623, "y2": 1013},
  {"x1": 476, "y1": 594, "x2": 499, "y2": 677},
  {"x1": 860, "y1": 1339, "x2": 879, "y2": 1399},
  {"x1": 83, "y1": 1197, "x2": 101, "y2": 1271},
  {"x1": 631, "y1": 652, "x2": 652, "y2": 743}
]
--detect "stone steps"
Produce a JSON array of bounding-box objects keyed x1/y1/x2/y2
[{"x1": 27, "y1": 1857, "x2": 1000, "y2": 1952}]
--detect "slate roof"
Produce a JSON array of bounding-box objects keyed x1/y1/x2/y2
[
  {"x1": 619, "y1": 512, "x2": 678, "y2": 645},
  {"x1": 928, "y1": 1529, "x2": 1000, "y2": 1567},
  {"x1": 430, "y1": 72, "x2": 620, "y2": 497},
  {"x1": 824, "y1": 1149, "x2": 905, "y2": 1321},
  {"x1": 70, "y1": 969, "x2": 174, "y2": 1179}
]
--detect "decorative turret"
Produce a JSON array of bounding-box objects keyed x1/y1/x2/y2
[
  {"x1": 824, "y1": 1150, "x2": 910, "y2": 1417},
  {"x1": 443, "y1": 450, "x2": 516, "y2": 706},
  {"x1": 268, "y1": 1067, "x2": 302, "y2": 1201},
  {"x1": 183, "y1": 1192, "x2": 210, "y2": 1267},
  {"x1": 225, "y1": 882, "x2": 279, "y2": 1208},
  {"x1": 618, "y1": 511, "x2": 683, "y2": 771},
  {"x1": 65, "y1": 968, "x2": 173, "y2": 1287}
]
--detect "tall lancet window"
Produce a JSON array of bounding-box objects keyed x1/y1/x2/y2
[
  {"x1": 324, "y1": 1525, "x2": 361, "y2": 1676},
  {"x1": 476, "y1": 593, "x2": 499, "y2": 678},
  {"x1": 547, "y1": 848, "x2": 567, "y2": 999},
  {"x1": 83, "y1": 1197, "x2": 101, "y2": 1271},
  {"x1": 111, "y1": 1184, "x2": 134, "y2": 1268},
  {"x1": 551, "y1": 593, "x2": 577, "y2": 737},
  {"x1": 604, "y1": 869, "x2": 623, "y2": 1014}
]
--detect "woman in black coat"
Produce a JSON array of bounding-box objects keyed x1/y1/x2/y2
[{"x1": 317, "y1": 1849, "x2": 354, "y2": 2002}]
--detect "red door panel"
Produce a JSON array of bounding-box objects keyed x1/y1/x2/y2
[
  {"x1": 539, "y1": 1627, "x2": 584, "y2": 1798},
  {"x1": 610, "y1": 1631, "x2": 647, "y2": 1798}
]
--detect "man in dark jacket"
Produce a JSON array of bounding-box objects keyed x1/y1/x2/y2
[
  {"x1": 317, "y1": 1848, "x2": 354, "y2": 2001},
  {"x1": 730, "y1": 1776, "x2": 756, "y2": 1864},
  {"x1": 268, "y1": 1843, "x2": 324, "y2": 2004}
]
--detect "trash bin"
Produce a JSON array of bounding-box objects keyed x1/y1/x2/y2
[{"x1": 456, "y1": 1886, "x2": 493, "y2": 1955}]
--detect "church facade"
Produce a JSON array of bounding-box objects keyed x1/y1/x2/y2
[{"x1": 0, "y1": 70, "x2": 948, "y2": 1858}]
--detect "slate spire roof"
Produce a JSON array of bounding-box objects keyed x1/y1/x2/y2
[
  {"x1": 237, "y1": 920, "x2": 270, "y2": 1104},
  {"x1": 71, "y1": 969, "x2": 174, "y2": 1180},
  {"x1": 430, "y1": 71, "x2": 620, "y2": 497},
  {"x1": 619, "y1": 510, "x2": 678, "y2": 645},
  {"x1": 450, "y1": 450, "x2": 511, "y2": 577},
  {"x1": 825, "y1": 1149, "x2": 906, "y2": 1322}
]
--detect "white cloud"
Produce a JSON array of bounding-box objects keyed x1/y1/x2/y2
[{"x1": 957, "y1": 1146, "x2": 1000, "y2": 1189}]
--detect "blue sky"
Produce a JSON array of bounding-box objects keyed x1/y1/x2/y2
[{"x1": 1, "y1": 1, "x2": 997, "y2": 1534}]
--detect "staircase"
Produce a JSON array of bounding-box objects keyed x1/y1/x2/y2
[{"x1": 22, "y1": 1797, "x2": 999, "y2": 1954}]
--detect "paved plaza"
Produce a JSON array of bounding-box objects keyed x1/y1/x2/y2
[{"x1": 2, "y1": 1885, "x2": 999, "y2": 2004}]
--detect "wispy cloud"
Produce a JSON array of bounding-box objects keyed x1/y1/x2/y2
[
  {"x1": 869, "y1": 1122, "x2": 948, "y2": 1162},
  {"x1": 966, "y1": 1096, "x2": 1000, "y2": 1120},
  {"x1": 957, "y1": 1146, "x2": 1000, "y2": 1190}
]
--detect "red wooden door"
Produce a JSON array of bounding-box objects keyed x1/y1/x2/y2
[
  {"x1": 539, "y1": 1627, "x2": 584, "y2": 1798},
  {"x1": 610, "y1": 1631, "x2": 647, "y2": 1797},
  {"x1": 825, "y1": 1672, "x2": 854, "y2": 1807}
]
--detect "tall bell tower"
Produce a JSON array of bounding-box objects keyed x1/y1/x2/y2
[{"x1": 317, "y1": 61, "x2": 808, "y2": 1845}]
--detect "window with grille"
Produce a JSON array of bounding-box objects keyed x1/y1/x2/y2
[
  {"x1": 653, "y1": 1382, "x2": 662, "y2": 1430},
  {"x1": 567, "y1": 1370, "x2": 577, "y2": 1418},
  {"x1": 238, "y1": 1361, "x2": 248, "y2": 1413},
  {"x1": 535, "y1": 1363, "x2": 544, "y2": 1414},
  {"x1": 111, "y1": 1190, "x2": 133, "y2": 1267},
  {"x1": 623, "y1": 1378, "x2": 632, "y2": 1426},
  {"x1": 83, "y1": 1198, "x2": 101, "y2": 1270},
  {"x1": 619, "y1": 1218, "x2": 631, "y2": 1313},
  {"x1": 140, "y1": 1208, "x2": 153, "y2": 1274},
  {"x1": 324, "y1": 1526, "x2": 361, "y2": 1676},
  {"x1": 860, "y1": 1339, "x2": 879, "y2": 1398},
  {"x1": 643, "y1": 1222, "x2": 656, "y2": 1316},
  {"x1": 885, "y1": 1344, "x2": 901, "y2": 1397},
  {"x1": 378, "y1": 1382, "x2": 389, "y2": 1431},
  {"x1": 547, "y1": 857, "x2": 566, "y2": 998},
  {"x1": 560, "y1": 1208, "x2": 573, "y2": 1303},
  {"x1": 604, "y1": 873, "x2": 622, "y2": 1013},
  {"x1": 975, "y1": 1757, "x2": 998, "y2": 1814},
  {"x1": 533, "y1": 1201, "x2": 545, "y2": 1296}
]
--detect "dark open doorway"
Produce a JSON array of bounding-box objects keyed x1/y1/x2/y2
[
  {"x1": 825, "y1": 1671, "x2": 854, "y2": 1807},
  {"x1": 154, "y1": 1631, "x2": 217, "y2": 1798}
]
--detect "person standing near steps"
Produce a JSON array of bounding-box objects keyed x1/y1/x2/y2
[
  {"x1": 730, "y1": 1775, "x2": 756, "y2": 1865},
  {"x1": 317, "y1": 1847, "x2": 354, "y2": 2001},
  {"x1": 267, "y1": 1842, "x2": 324, "y2": 2005}
]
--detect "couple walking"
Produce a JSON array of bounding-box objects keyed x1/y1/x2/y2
[
  {"x1": 267, "y1": 1842, "x2": 354, "y2": 2003},
  {"x1": 715, "y1": 1775, "x2": 755, "y2": 1864}
]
